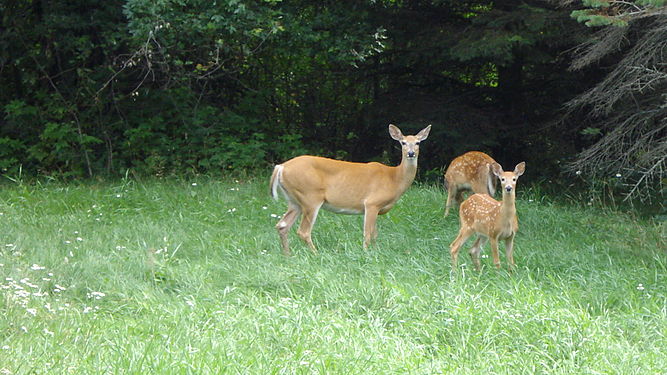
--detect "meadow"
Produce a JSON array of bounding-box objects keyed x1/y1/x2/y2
[{"x1": 0, "y1": 176, "x2": 665, "y2": 374}]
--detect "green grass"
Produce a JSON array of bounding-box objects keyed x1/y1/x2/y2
[{"x1": 1, "y1": 176, "x2": 665, "y2": 374}]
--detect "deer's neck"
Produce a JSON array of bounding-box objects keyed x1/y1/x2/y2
[
  {"x1": 499, "y1": 192, "x2": 517, "y2": 223},
  {"x1": 395, "y1": 158, "x2": 419, "y2": 192}
]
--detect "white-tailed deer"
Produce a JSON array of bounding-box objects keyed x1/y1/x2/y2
[
  {"x1": 270, "y1": 124, "x2": 431, "y2": 255},
  {"x1": 443, "y1": 151, "x2": 498, "y2": 217},
  {"x1": 449, "y1": 161, "x2": 526, "y2": 271}
]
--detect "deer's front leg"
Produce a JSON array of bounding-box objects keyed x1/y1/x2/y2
[
  {"x1": 363, "y1": 205, "x2": 380, "y2": 249},
  {"x1": 504, "y1": 236, "x2": 515, "y2": 270},
  {"x1": 490, "y1": 237, "x2": 501, "y2": 269}
]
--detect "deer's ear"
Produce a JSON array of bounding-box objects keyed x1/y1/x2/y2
[
  {"x1": 491, "y1": 163, "x2": 503, "y2": 177},
  {"x1": 514, "y1": 162, "x2": 526, "y2": 177},
  {"x1": 416, "y1": 125, "x2": 431, "y2": 141},
  {"x1": 388, "y1": 124, "x2": 403, "y2": 141}
]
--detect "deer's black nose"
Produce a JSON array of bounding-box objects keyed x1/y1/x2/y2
[
  {"x1": 407, "y1": 151, "x2": 415, "y2": 158},
  {"x1": 505, "y1": 185, "x2": 512, "y2": 192}
]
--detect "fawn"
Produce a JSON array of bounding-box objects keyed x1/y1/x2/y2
[
  {"x1": 444, "y1": 151, "x2": 498, "y2": 217},
  {"x1": 449, "y1": 161, "x2": 526, "y2": 271}
]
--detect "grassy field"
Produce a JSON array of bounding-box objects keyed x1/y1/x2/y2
[{"x1": 0, "y1": 176, "x2": 665, "y2": 374}]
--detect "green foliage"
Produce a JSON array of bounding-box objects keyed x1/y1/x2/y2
[{"x1": 0, "y1": 0, "x2": 601, "y2": 194}]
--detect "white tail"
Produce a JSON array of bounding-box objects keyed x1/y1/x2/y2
[
  {"x1": 443, "y1": 151, "x2": 498, "y2": 217},
  {"x1": 449, "y1": 161, "x2": 526, "y2": 271},
  {"x1": 270, "y1": 124, "x2": 431, "y2": 255}
]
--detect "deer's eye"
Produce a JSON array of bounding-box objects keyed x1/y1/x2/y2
[
  {"x1": 415, "y1": 141, "x2": 420, "y2": 145},
  {"x1": 501, "y1": 178, "x2": 506, "y2": 182},
  {"x1": 401, "y1": 141, "x2": 407, "y2": 145},
  {"x1": 512, "y1": 177, "x2": 516, "y2": 182}
]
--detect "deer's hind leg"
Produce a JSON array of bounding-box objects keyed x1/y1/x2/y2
[
  {"x1": 295, "y1": 198, "x2": 323, "y2": 254},
  {"x1": 276, "y1": 203, "x2": 301, "y2": 256}
]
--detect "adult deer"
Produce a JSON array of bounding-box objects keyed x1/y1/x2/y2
[
  {"x1": 270, "y1": 124, "x2": 431, "y2": 255},
  {"x1": 443, "y1": 151, "x2": 498, "y2": 217},
  {"x1": 449, "y1": 161, "x2": 526, "y2": 271}
]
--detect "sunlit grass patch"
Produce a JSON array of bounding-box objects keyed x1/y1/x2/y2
[{"x1": 0, "y1": 177, "x2": 665, "y2": 374}]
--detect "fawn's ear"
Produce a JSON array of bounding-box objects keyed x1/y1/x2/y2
[
  {"x1": 514, "y1": 162, "x2": 526, "y2": 177},
  {"x1": 491, "y1": 162, "x2": 503, "y2": 177},
  {"x1": 416, "y1": 125, "x2": 431, "y2": 141},
  {"x1": 388, "y1": 124, "x2": 403, "y2": 141}
]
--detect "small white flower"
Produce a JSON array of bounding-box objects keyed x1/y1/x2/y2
[
  {"x1": 82, "y1": 306, "x2": 93, "y2": 313},
  {"x1": 227, "y1": 208, "x2": 237, "y2": 213},
  {"x1": 185, "y1": 299, "x2": 196, "y2": 308},
  {"x1": 191, "y1": 183, "x2": 197, "y2": 186},
  {"x1": 43, "y1": 328, "x2": 54, "y2": 336},
  {"x1": 637, "y1": 284, "x2": 645, "y2": 291},
  {"x1": 26, "y1": 308, "x2": 37, "y2": 316},
  {"x1": 21, "y1": 326, "x2": 28, "y2": 333},
  {"x1": 270, "y1": 214, "x2": 279, "y2": 218},
  {"x1": 5, "y1": 244, "x2": 14, "y2": 247},
  {"x1": 31, "y1": 264, "x2": 45, "y2": 271},
  {"x1": 1, "y1": 345, "x2": 9, "y2": 350},
  {"x1": 262, "y1": 206, "x2": 268, "y2": 210},
  {"x1": 116, "y1": 194, "x2": 121, "y2": 198},
  {"x1": 76, "y1": 237, "x2": 83, "y2": 242},
  {"x1": 575, "y1": 170, "x2": 582, "y2": 175},
  {"x1": 64, "y1": 240, "x2": 71, "y2": 244},
  {"x1": 87, "y1": 291, "x2": 106, "y2": 300},
  {"x1": 615, "y1": 173, "x2": 622, "y2": 178}
]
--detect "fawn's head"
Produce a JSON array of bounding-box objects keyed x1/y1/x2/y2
[
  {"x1": 491, "y1": 162, "x2": 526, "y2": 194},
  {"x1": 388, "y1": 124, "x2": 431, "y2": 162}
]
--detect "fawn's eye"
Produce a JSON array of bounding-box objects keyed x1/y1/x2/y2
[
  {"x1": 401, "y1": 141, "x2": 407, "y2": 145},
  {"x1": 512, "y1": 177, "x2": 516, "y2": 182},
  {"x1": 415, "y1": 141, "x2": 420, "y2": 145},
  {"x1": 501, "y1": 178, "x2": 506, "y2": 182}
]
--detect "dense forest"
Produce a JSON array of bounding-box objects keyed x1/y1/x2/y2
[{"x1": 1, "y1": 0, "x2": 665, "y2": 203}]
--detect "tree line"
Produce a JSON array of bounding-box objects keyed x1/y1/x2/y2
[{"x1": 1, "y1": 0, "x2": 665, "y2": 202}]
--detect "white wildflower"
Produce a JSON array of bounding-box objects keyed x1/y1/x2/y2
[
  {"x1": 191, "y1": 183, "x2": 197, "y2": 186},
  {"x1": 637, "y1": 284, "x2": 645, "y2": 291},
  {"x1": 30, "y1": 264, "x2": 46, "y2": 271},
  {"x1": 43, "y1": 328, "x2": 54, "y2": 336},
  {"x1": 26, "y1": 308, "x2": 37, "y2": 316},
  {"x1": 87, "y1": 291, "x2": 106, "y2": 300},
  {"x1": 615, "y1": 173, "x2": 622, "y2": 178}
]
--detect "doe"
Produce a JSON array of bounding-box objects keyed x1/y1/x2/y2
[
  {"x1": 449, "y1": 161, "x2": 526, "y2": 271},
  {"x1": 443, "y1": 151, "x2": 499, "y2": 217},
  {"x1": 270, "y1": 124, "x2": 431, "y2": 255}
]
